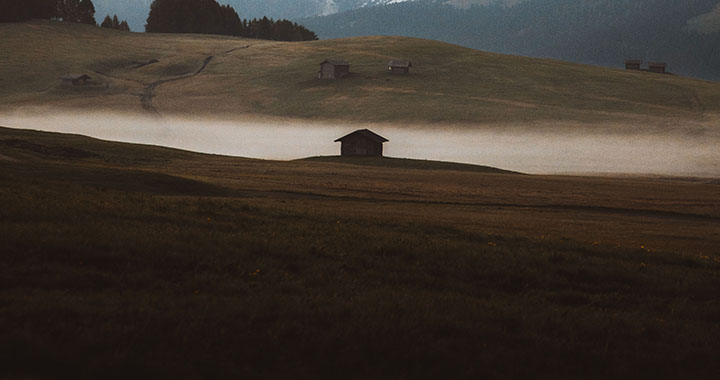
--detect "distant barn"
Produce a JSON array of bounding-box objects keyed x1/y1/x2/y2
[
  {"x1": 388, "y1": 60, "x2": 412, "y2": 74},
  {"x1": 335, "y1": 129, "x2": 389, "y2": 157},
  {"x1": 319, "y1": 60, "x2": 350, "y2": 79},
  {"x1": 648, "y1": 62, "x2": 667, "y2": 74},
  {"x1": 624, "y1": 60, "x2": 642, "y2": 70},
  {"x1": 61, "y1": 74, "x2": 92, "y2": 86}
]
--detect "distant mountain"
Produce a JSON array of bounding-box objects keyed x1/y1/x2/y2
[
  {"x1": 90, "y1": 0, "x2": 720, "y2": 80},
  {"x1": 90, "y1": 0, "x2": 420, "y2": 32},
  {"x1": 687, "y1": 3, "x2": 720, "y2": 33},
  {"x1": 300, "y1": 0, "x2": 720, "y2": 80},
  {"x1": 90, "y1": 0, "x2": 516, "y2": 33}
]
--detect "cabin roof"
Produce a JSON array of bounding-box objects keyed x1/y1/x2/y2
[
  {"x1": 624, "y1": 60, "x2": 643, "y2": 65},
  {"x1": 388, "y1": 60, "x2": 412, "y2": 67},
  {"x1": 648, "y1": 62, "x2": 667, "y2": 67},
  {"x1": 61, "y1": 74, "x2": 92, "y2": 80},
  {"x1": 320, "y1": 60, "x2": 349, "y2": 66},
  {"x1": 334, "y1": 129, "x2": 389, "y2": 144}
]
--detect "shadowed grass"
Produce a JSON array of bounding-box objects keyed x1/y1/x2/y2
[
  {"x1": 1, "y1": 127, "x2": 719, "y2": 379},
  {"x1": 301, "y1": 155, "x2": 520, "y2": 174},
  {"x1": 1, "y1": 180, "x2": 719, "y2": 379}
]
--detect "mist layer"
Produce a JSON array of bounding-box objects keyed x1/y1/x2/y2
[{"x1": 1, "y1": 112, "x2": 718, "y2": 177}]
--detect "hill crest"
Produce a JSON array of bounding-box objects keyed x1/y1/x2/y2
[{"x1": 1, "y1": 20, "x2": 720, "y2": 128}]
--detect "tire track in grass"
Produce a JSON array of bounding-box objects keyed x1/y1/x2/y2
[{"x1": 96, "y1": 45, "x2": 253, "y2": 116}]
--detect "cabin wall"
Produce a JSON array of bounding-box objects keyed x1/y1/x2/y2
[
  {"x1": 320, "y1": 64, "x2": 335, "y2": 79},
  {"x1": 649, "y1": 66, "x2": 666, "y2": 74},
  {"x1": 320, "y1": 64, "x2": 350, "y2": 79},
  {"x1": 389, "y1": 67, "x2": 409, "y2": 74},
  {"x1": 340, "y1": 136, "x2": 382, "y2": 156},
  {"x1": 334, "y1": 66, "x2": 350, "y2": 79}
]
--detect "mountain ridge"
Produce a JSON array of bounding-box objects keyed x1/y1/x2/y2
[
  {"x1": 300, "y1": 0, "x2": 720, "y2": 80},
  {"x1": 91, "y1": 0, "x2": 514, "y2": 34}
]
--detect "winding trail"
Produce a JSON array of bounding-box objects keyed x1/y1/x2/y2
[{"x1": 96, "y1": 44, "x2": 252, "y2": 116}]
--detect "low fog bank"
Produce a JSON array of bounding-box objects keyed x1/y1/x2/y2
[{"x1": 1, "y1": 112, "x2": 719, "y2": 177}]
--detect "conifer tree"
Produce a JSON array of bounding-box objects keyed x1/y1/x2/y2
[
  {"x1": 56, "y1": 0, "x2": 96, "y2": 25},
  {"x1": 255, "y1": 16, "x2": 273, "y2": 40},
  {"x1": 144, "y1": 0, "x2": 317, "y2": 41},
  {"x1": 100, "y1": 14, "x2": 113, "y2": 28},
  {"x1": 100, "y1": 13, "x2": 130, "y2": 31},
  {"x1": 0, "y1": 0, "x2": 56, "y2": 22},
  {"x1": 77, "y1": 0, "x2": 95, "y2": 25},
  {"x1": 56, "y1": 0, "x2": 79, "y2": 22}
]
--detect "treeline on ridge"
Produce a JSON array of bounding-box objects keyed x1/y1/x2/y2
[
  {"x1": 100, "y1": 14, "x2": 130, "y2": 31},
  {"x1": 145, "y1": 0, "x2": 318, "y2": 41},
  {"x1": 0, "y1": 0, "x2": 130, "y2": 30},
  {"x1": 0, "y1": 0, "x2": 317, "y2": 41},
  {"x1": 0, "y1": 0, "x2": 95, "y2": 23}
]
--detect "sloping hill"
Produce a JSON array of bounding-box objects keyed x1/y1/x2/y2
[
  {"x1": 300, "y1": 0, "x2": 720, "y2": 81},
  {"x1": 2, "y1": 126, "x2": 720, "y2": 379},
  {"x1": 2, "y1": 20, "x2": 720, "y2": 127},
  {"x1": 301, "y1": 155, "x2": 519, "y2": 174}
]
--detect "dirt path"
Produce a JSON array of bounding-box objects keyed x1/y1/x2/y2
[
  {"x1": 140, "y1": 45, "x2": 252, "y2": 115},
  {"x1": 96, "y1": 45, "x2": 252, "y2": 116}
]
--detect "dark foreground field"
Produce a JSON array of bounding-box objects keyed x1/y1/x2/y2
[{"x1": 1, "y1": 126, "x2": 719, "y2": 379}]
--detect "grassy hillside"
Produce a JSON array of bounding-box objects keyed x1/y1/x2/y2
[
  {"x1": 1, "y1": 126, "x2": 720, "y2": 378},
  {"x1": 2, "y1": 20, "x2": 720, "y2": 126},
  {"x1": 301, "y1": 155, "x2": 519, "y2": 174}
]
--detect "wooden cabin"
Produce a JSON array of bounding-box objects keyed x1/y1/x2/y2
[
  {"x1": 334, "y1": 129, "x2": 389, "y2": 157},
  {"x1": 648, "y1": 62, "x2": 667, "y2": 74},
  {"x1": 624, "y1": 60, "x2": 642, "y2": 70},
  {"x1": 61, "y1": 74, "x2": 92, "y2": 86},
  {"x1": 319, "y1": 60, "x2": 350, "y2": 79},
  {"x1": 388, "y1": 60, "x2": 412, "y2": 74}
]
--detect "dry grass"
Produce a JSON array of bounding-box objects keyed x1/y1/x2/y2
[
  {"x1": 2, "y1": 20, "x2": 720, "y2": 127},
  {"x1": 1, "y1": 127, "x2": 720, "y2": 378}
]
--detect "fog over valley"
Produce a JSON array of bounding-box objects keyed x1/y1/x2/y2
[
  {"x1": 2, "y1": 112, "x2": 718, "y2": 178},
  {"x1": 6, "y1": 1, "x2": 720, "y2": 377}
]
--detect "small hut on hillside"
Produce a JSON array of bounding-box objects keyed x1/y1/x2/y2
[
  {"x1": 61, "y1": 74, "x2": 92, "y2": 86},
  {"x1": 624, "y1": 60, "x2": 642, "y2": 70},
  {"x1": 388, "y1": 60, "x2": 412, "y2": 74},
  {"x1": 319, "y1": 60, "x2": 350, "y2": 79},
  {"x1": 334, "y1": 129, "x2": 389, "y2": 157},
  {"x1": 648, "y1": 62, "x2": 667, "y2": 74}
]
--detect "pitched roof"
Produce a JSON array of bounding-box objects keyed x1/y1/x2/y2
[
  {"x1": 648, "y1": 62, "x2": 667, "y2": 67},
  {"x1": 320, "y1": 60, "x2": 349, "y2": 66},
  {"x1": 624, "y1": 60, "x2": 643, "y2": 65},
  {"x1": 334, "y1": 129, "x2": 389, "y2": 144},
  {"x1": 61, "y1": 74, "x2": 92, "y2": 80},
  {"x1": 388, "y1": 60, "x2": 412, "y2": 67}
]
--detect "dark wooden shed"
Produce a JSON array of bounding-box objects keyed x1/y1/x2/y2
[
  {"x1": 334, "y1": 129, "x2": 389, "y2": 157},
  {"x1": 388, "y1": 60, "x2": 412, "y2": 74},
  {"x1": 319, "y1": 60, "x2": 350, "y2": 79},
  {"x1": 61, "y1": 74, "x2": 92, "y2": 86},
  {"x1": 648, "y1": 62, "x2": 667, "y2": 74},
  {"x1": 624, "y1": 60, "x2": 642, "y2": 70}
]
